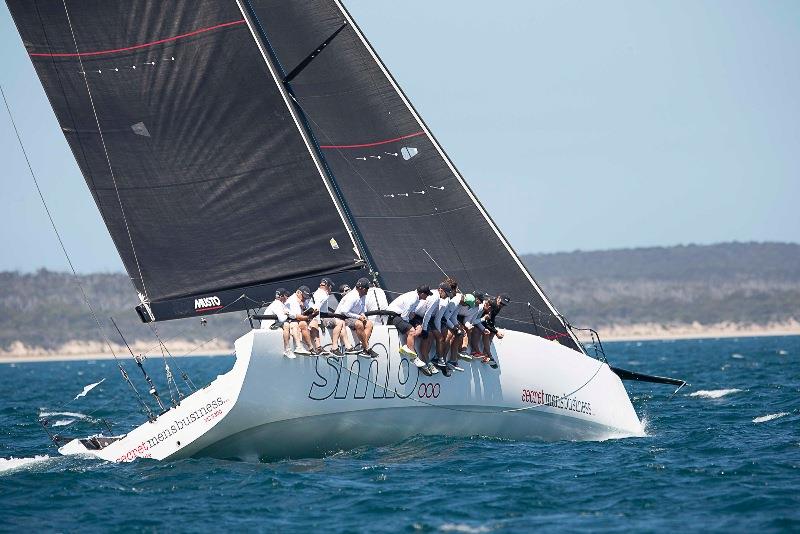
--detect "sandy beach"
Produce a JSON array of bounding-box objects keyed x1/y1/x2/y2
[{"x1": 1, "y1": 321, "x2": 797, "y2": 363}]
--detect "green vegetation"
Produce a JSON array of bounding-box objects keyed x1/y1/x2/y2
[
  {"x1": 1, "y1": 242, "x2": 797, "y2": 350},
  {"x1": 522, "y1": 242, "x2": 800, "y2": 327}
]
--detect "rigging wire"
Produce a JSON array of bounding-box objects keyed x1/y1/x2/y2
[
  {"x1": 60, "y1": 0, "x2": 150, "y2": 303},
  {"x1": 1, "y1": 84, "x2": 155, "y2": 422}
]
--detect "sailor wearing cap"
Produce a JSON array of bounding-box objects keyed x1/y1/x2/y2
[
  {"x1": 440, "y1": 278, "x2": 465, "y2": 372},
  {"x1": 312, "y1": 278, "x2": 339, "y2": 329},
  {"x1": 333, "y1": 277, "x2": 378, "y2": 357},
  {"x1": 286, "y1": 285, "x2": 322, "y2": 355},
  {"x1": 262, "y1": 288, "x2": 293, "y2": 358},
  {"x1": 479, "y1": 293, "x2": 510, "y2": 367},
  {"x1": 387, "y1": 285, "x2": 433, "y2": 370},
  {"x1": 417, "y1": 282, "x2": 453, "y2": 375},
  {"x1": 456, "y1": 293, "x2": 482, "y2": 359}
]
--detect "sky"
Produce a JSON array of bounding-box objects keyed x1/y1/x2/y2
[{"x1": 1, "y1": 0, "x2": 798, "y2": 273}]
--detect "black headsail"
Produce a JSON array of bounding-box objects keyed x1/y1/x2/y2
[
  {"x1": 245, "y1": 1, "x2": 582, "y2": 351},
  {"x1": 6, "y1": 0, "x2": 368, "y2": 321}
]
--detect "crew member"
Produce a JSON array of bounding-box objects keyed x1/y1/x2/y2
[
  {"x1": 480, "y1": 293, "x2": 510, "y2": 367},
  {"x1": 286, "y1": 285, "x2": 321, "y2": 355},
  {"x1": 387, "y1": 285, "x2": 433, "y2": 365},
  {"x1": 333, "y1": 277, "x2": 377, "y2": 357},
  {"x1": 262, "y1": 288, "x2": 293, "y2": 358},
  {"x1": 421, "y1": 282, "x2": 453, "y2": 373}
]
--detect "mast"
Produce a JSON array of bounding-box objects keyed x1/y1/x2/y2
[{"x1": 236, "y1": 0, "x2": 383, "y2": 287}]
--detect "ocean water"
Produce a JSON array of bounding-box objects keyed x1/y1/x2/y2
[{"x1": 1, "y1": 336, "x2": 798, "y2": 532}]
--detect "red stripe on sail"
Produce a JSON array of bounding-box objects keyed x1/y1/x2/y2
[
  {"x1": 319, "y1": 131, "x2": 425, "y2": 149},
  {"x1": 29, "y1": 20, "x2": 246, "y2": 58}
]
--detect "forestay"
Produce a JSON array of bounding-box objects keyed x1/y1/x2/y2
[
  {"x1": 6, "y1": 0, "x2": 366, "y2": 320},
  {"x1": 247, "y1": 0, "x2": 581, "y2": 351}
]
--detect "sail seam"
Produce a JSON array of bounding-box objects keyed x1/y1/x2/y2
[
  {"x1": 29, "y1": 19, "x2": 246, "y2": 58},
  {"x1": 332, "y1": 0, "x2": 584, "y2": 352},
  {"x1": 60, "y1": 0, "x2": 150, "y2": 301}
]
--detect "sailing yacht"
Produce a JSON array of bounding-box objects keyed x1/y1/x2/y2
[{"x1": 7, "y1": 0, "x2": 681, "y2": 462}]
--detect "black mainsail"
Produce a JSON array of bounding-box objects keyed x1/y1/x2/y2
[
  {"x1": 7, "y1": 0, "x2": 582, "y2": 352},
  {"x1": 6, "y1": 0, "x2": 368, "y2": 319}
]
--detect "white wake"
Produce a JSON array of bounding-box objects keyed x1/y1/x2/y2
[
  {"x1": 689, "y1": 388, "x2": 742, "y2": 399},
  {"x1": 752, "y1": 412, "x2": 789, "y2": 424},
  {"x1": 0, "y1": 455, "x2": 51, "y2": 474}
]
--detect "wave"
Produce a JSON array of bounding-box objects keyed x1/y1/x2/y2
[
  {"x1": 752, "y1": 412, "x2": 788, "y2": 424},
  {"x1": 39, "y1": 411, "x2": 88, "y2": 419},
  {"x1": 731, "y1": 353, "x2": 744, "y2": 359},
  {"x1": 52, "y1": 419, "x2": 76, "y2": 427},
  {"x1": 0, "y1": 455, "x2": 51, "y2": 474},
  {"x1": 689, "y1": 388, "x2": 742, "y2": 399},
  {"x1": 439, "y1": 523, "x2": 493, "y2": 533}
]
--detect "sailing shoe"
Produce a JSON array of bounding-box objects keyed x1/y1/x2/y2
[
  {"x1": 345, "y1": 346, "x2": 361, "y2": 354},
  {"x1": 426, "y1": 363, "x2": 440, "y2": 375},
  {"x1": 329, "y1": 348, "x2": 345, "y2": 358},
  {"x1": 419, "y1": 364, "x2": 433, "y2": 377},
  {"x1": 458, "y1": 350, "x2": 473, "y2": 361},
  {"x1": 399, "y1": 345, "x2": 418, "y2": 358},
  {"x1": 283, "y1": 349, "x2": 296, "y2": 359},
  {"x1": 440, "y1": 366, "x2": 453, "y2": 378},
  {"x1": 447, "y1": 361, "x2": 464, "y2": 372},
  {"x1": 434, "y1": 357, "x2": 448, "y2": 368},
  {"x1": 412, "y1": 357, "x2": 427, "y2": 369},
  {"x1": 313, "y1": 347, "x2": 329, "y2": 356},
  {"x1": 364, "y1": 348, "x2": 380, "y2": 358},
  {"x1": 294, "y1": 346, "x2": 312, "y2": 356}
]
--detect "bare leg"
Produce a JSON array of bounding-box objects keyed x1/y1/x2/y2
[
  {"x1": 363, "y1": 320, "x2": 373, "y2": 347},
  {"x1": 299, "y1": 321, "x2": 313, "y2": 349},
  {"x1": 405, "y1": 325, "x2": 421, "y2": 352},
  {"x1": 419, "y1": 333, "x2": 433, "y2": 363},
  {"x1": 282, "y1": 323, "x2": 290, "y2": 351}
]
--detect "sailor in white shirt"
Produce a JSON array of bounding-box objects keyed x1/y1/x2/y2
[
  {"x1": 442, "y1": 290, "x2": 466, "y2": 371},
  {"x1": 311, "y1": 277, "x2": 343, "y2": 356},
  {"x1": 418, "y1": 282, "x2": 453, "y2": 373},
  {"x1": 261, "y1": 288, "x2": 293, "y2": 358},
  {"x1": 387, "y1": 285, "x2": 433, "y2": 362},
  {"x1": 286, "y1": 285, "x2": 321, "y2": 355},
  {"x1": 332, "y1": 277, "x2": 377, "y2": 357}
]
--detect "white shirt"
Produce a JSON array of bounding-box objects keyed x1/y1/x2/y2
[
  {"x1": 388, "y1": 290, "x2": 420, "y2": 320},
  {"x1": 312, "y1": 288, "x2": 338, "y2": 314},
  {"x1": 442, "y1": 293, "x2": 462, "y2": 329},
  {"x1": 335, "y1": 289, "x2": 366, "y2": 319},
  {"x1": 286, "y1": 294, "x2": 311, "y2": 319},
  {"x1": 261, "y1": 299, "x2": 288, "y2": 328},
  {"x1": 364, "y1": 287, "x2": 389, "y2": 325},
  {"x1": 457, "y1": 304, "x2": 483, "y2": 330},
  {"x1": 421, "y1": 294, "x2": 441, "y2": 331}
]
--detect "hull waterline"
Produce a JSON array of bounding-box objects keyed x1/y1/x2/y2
[{"x1": 59, "y1": 326, "x2": 644, "y2": 462}]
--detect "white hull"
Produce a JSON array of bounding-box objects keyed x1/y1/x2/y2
[{"x1": 60, "y1": 326, "x2": 644, "y2": 462}]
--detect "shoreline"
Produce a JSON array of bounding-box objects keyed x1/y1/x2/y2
[{"x1": 1, "y1": 323, "x2": 797, "y2": 363}]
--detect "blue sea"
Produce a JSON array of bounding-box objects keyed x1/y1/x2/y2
[{"x1": 1, "y1": 336, "x2": 798, "y2": 532}]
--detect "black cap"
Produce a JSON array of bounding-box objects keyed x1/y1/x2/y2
[
  {"x1": 438, "y1": 282, "x2": 454, "y2": 298},
  {"x1": 338, "y1": 283, "x2": 351, "y2": 294},
  {"x1": 416, "y1": 284, "x2": 433, "y2": 296},
  {"x1": 498, "y1": 293, "x2": 511, "y2": 305},
  {"x1": 275, "y1": 287, "x2": 290, "y2": 298},
  {"x1": 473, "y1": 292, "x2": 486, "y2": 302},
  {"x1": 319, "y1": 277, "x2": 333, "y2": 288},
  {"x1": 297, "y1": 285, "x2": 312, "y2": 298},
  {"x1": 355, "y1": 277, "x2": 371, "y2": 290}
]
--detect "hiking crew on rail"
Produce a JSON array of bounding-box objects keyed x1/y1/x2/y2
[{"x1": 259, "y1": 276, "x2": 510, "y2": 375}]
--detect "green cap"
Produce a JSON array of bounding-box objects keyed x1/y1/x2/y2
[{"x1": 463, "y1": 294, "x2": 476, "y2": 307}]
